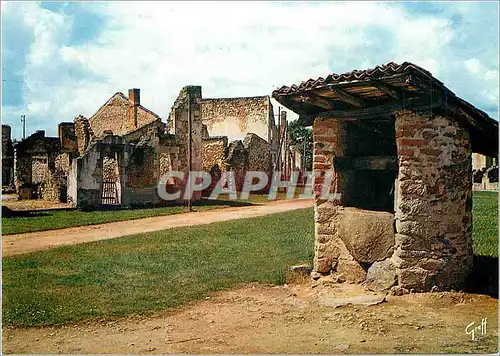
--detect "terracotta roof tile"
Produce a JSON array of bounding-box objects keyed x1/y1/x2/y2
[{"x1": 273, "y1": 61, "x2": 433, "y2": 96}]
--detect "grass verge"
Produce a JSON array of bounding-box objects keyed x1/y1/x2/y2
[
  {"x1": 472, "y1": 190, "x2": 498, "y2": 257},
  {"x1": 2, "y1": 208, "x2": 315, "y2": 327}
]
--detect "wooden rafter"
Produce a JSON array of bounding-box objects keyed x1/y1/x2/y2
[
  {"x1": 300, "y1": 92, "x2": 334, "y2": 111},
  {"x1": 328, "y1": 86, "x2": 366, "y2": 108},
  {"x1": 371, "y1": 81, "x2": 404, "y2": 100}
]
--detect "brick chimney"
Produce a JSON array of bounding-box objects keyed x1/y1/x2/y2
[{"x1": 128, "y1": 88, "x2": 140, "y2": 129}]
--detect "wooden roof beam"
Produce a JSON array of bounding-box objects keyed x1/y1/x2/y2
[
  {"x1": 328, "y1": 86, "x2": 366, "y2": 108},
  {"x1": 297, "y1": 94, "x2": 444, "y2": 126},
  {"x1": 371, "y1": 81, "x2": 404, "y2": 100},
  {"x1": 300, "y1": 92, "x2": 334, "y2": 111}
]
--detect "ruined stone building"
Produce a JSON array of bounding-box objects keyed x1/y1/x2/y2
[
  {"x1": 13, "y1": 87, "x2": 204, "y2": 209},
  {"x1": 12, "y1": 86, "x2": 290, "y2": 207},
  {"x1": 273, "y1": 61, "x2": 498, "y2": 293},
  {"x1": 199, "y1": 96, "x2": 282, "y2": 192},
  {"x1": 2, "y1": 124, "x2": 14, "y2": 187}
]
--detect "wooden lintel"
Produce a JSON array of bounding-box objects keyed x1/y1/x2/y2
[
  {"x1": 334, "y1": 156, "x2": 398, "y2": 171},
  {"x1": 328, "y1": 86, "x2": 366, "y2": 108}
]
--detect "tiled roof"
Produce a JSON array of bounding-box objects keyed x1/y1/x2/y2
[{"x1": 272, "y1": 61, "x2": 434, "y2": 96}]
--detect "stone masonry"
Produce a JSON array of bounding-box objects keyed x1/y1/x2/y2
[{"x1": 393, "y1": 110, "x2": 473, "y2": 292}]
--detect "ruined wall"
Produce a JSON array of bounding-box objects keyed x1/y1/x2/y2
[
  {"x1": 201, "y1": 96, "x2": 273, "y2": 143},
  {"x1": 58, "y1": 122, "x2": 78, "y2": 152},
  {"x1": 31, "y1": 155, "x2": 49, "y2": 184},
  {"x1": 74, "y1": 116, "x2": 94, "y2": 155},
  {"x1": 169, "y1": 86, "x2": 203, "y2": 200},
  {"x1": 225, "y1": 140, "x2": 249, "y2": 192},
  {"x1": 243, "y1": 133, "x2": 272, "y2": 173},
  {"x1": 393, "y1": 110, "x2": 473, "y2": 292},
  {"x1": 202, "y1": 137, "x2": 228, "y2": 172}
]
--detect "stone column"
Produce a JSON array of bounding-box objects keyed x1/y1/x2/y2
[
  {"x1": 394, "y1": 110, "x2": 473, "y2": 292},
  {"x1": 170, "y1": 86, "x2": 203, "y2": 201}
]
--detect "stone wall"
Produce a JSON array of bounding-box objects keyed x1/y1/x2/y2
[
  {"x1": 201, "y1": 96, "x2": 274, "y2": 143},
  {"x1": 393, "y1": 110, "x2": 473, "y2": 292}
]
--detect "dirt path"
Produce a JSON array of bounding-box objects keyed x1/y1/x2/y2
[
  {"x1": 2, "y1": 199, "x2": 313, "y2": 256},
  {"x1": 3, "y1": 279, "x2": 497, "y2": 354}
]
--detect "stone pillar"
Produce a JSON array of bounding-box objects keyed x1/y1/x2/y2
[
  {"x1": 312, "y1": 118, "x2": 366, "y2": 282},
  {"x1": 394, "y1": 110, "x2": 473, "y2": 292},
  {"x1": 170, "y1": 86, "x2": 203, "y2": 200}
]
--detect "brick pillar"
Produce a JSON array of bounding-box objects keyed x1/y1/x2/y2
[
  {"x1": 394, "y1": 110, "x2": 473, "y2": 292},
  {"x1": 312, "y1": 118, "x2": 365, "y2": 281}
]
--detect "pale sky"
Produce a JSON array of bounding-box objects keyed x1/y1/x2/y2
[{"x1": 1, "y1": 1, "x2": 499, "y2": 139}]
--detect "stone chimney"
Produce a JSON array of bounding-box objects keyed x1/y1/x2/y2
[{"x1": 128, "y1": 88, "x2": 140, "y2": 129}]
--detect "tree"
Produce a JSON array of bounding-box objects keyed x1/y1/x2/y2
[{"x1": 287, "y1": 119, "x2": 312, "y2": 171}]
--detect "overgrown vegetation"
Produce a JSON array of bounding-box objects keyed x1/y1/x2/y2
[{"x1": 2, "y1": 208, "x2": 315, "y2": 327}]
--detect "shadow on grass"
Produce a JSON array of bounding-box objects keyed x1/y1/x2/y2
[
  {"x1": 2, "y1": 198, "x2": 254, "y2": 218},
  {"x1": 2, "y1": 206, "x2": 54, "y2": 218},
  {"x1": 466, "y1": 255, "x2": 498, "y2": 298}
]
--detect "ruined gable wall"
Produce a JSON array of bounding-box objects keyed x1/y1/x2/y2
[
  {"x1": 201, "y1": 97, "x2": 271, "y2": 142},
  {"x1": 89, "y1": 94, "x2": 159, "y2": 137},
  {"x1": 89, "y1": 94, "x2": 131, "y2": 137},
  {"x1": 243, "y1": 133, "x2": 272, "y2": 173},
  {"x1": 393, "y1": 110, "x2": 473, "y2": 292}
]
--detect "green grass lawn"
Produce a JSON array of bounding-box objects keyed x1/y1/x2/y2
[
  {"x1": 2, "y1": 208, "x2": 315, "y2": 327},
  {"x1": 472, "y1": 190, "x2": 498, "y2": 257}
]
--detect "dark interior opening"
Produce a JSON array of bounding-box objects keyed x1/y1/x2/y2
[{"x1": 339, "y1": 117, "x2": 398, "y2": 213}]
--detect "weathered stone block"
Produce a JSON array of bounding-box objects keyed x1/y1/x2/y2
[
  {"x1": 336, "y1": 259, "x2": 366, "y2": 283},
  {"x1": 338, "y1": 207, "x2": 395, "y2": 263},
  {"x1": 365, "y1": 258, "x2": 397, "y2": 292}
]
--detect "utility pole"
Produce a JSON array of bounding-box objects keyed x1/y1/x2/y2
[
  {"x1": 187, "y1": 92, "x2": 193, "y2": 212},
  {"x1": 20, "y1": 114, "x2": 26, "y2": 139}
]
